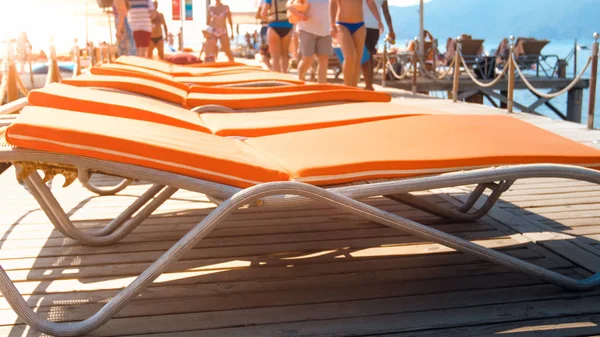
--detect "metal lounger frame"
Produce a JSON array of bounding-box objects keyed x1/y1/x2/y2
[{"x1": 1, "y1": 147, "x2": 600, "y2": 336}]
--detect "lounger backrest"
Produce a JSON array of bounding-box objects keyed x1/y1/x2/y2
[
  {"x1": 522, "y1": 40, "x2": 549, "y2": 55},
  {"x1": 28, "y1": 83, "x2": 210, "y2": 133},
  {"x1": 91, "y1": 64, "x2": 184, "y2": 89},
  {"x1": 115, "y1": 56, "x2": 175, "y2": 74},
  {"x1": 460, "y1": 39, "x2": 484, "y2": 56}
]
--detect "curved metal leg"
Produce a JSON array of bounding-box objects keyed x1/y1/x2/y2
[
  {"x1": 26, "y1": 171, "x2": 177, "y2": 246},
  {"x1": 1, "y1": 181, "x2": 599, "y2": 336},
  {"x1": 386, "y1": 180, "x2": 515, "y2": 222}
]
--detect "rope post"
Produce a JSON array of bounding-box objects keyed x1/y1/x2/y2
[
  {"x1": 452, "y1": 36, "x2": 462, "y2": 102},
  {"x1": 45, "y1": 39, "x2": 60, "y2": 87},
  {"x1": 432, "y1": 39, "x2": 438, "y2": 76},
  {"x1": 412, "y1": 37, "x2": 418, "y2": 94},
  {"x1": 73, "y1": 39, "x2": 82, "y2": 77},
  {"x1": 587, "y1": 32, "x2": 599, "y2": 129},
  {"x1": 507, "y1": 35, "x2": 515, "y2": 113},
  {"x1": 382, "y1": 37, "x2": 387, "y2": 88},
  {"x1": 5, "y1": 40, "x2": 19, "y2": 103}
]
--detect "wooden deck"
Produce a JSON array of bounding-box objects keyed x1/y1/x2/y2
[{"x1": 2, "y1": 90, "x2": 600, "y2": 336}]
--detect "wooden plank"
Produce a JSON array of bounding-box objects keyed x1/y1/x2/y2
[{"x1": 56, "y1": 292, "x2": 600, "y2": 337}]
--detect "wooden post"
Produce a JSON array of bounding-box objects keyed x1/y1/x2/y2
[
  {"x1": 567, "y1": 88, "x2": 583, "y2": 123},
  {"x1": 587, "y1": 32, "x2": 599, "y2": 129},
  {"x1": 500, "y1": 90, "x2": 508, "y2": 109},
  {"x1": 382, "y1": 38, "x2": 387, "y2": 88},
  {"x1": 452, "y1": 36, "x2": 461, "y2": 102},
  {"x1": 45, "y1": 40, "x2": 60, "y2": 86},
  {"x1": 5, "y1": 40, "x2": 19, "y2": 103},
  {"x1": 507, "y1": 35, "x2": 515, "y2": 113},
  {"x1": 411, "y1": 37, "x2": 418, "y2": 94}
]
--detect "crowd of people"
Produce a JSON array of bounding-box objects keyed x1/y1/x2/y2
[
  {"x1": 252, "y1": 0, "x2": 395, "y2": 89},
  {"x1": 111, "y1": 0, "x2": 396, "y2": 90}
]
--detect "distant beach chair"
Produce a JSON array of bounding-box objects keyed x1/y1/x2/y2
[
  {"x1": 444, "y1": 35, "x2": 484, "y2": 66},
  {"x1": 514, "y1": 37, "x2": 550, "y2": 71},
  {"x1": 495, "y1": 37, "x2": 551, "y2": 76}
]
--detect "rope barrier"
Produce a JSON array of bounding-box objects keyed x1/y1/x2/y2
[
  {"x1": 384, "y1": 55, "x2": 411, "y2": 80},
  {"x1": 416, "y1": 52, "x2": 453, "y2": 81},
  {"x1": 511, "y1": 51, "x2": 592, "y2": 99},
  {"x1": 459, "y1": 52, "x2": 509, "y2": 88}
]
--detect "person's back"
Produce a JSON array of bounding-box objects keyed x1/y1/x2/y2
[{"x1": 128, "y1": 0, "x2": 153, "y2": 57}]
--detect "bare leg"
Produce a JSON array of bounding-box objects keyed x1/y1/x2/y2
[
  {"x1": 157, "y1": 40, "x2": 165, "y2": 60},
  {"x1": 336, "y1": 25, "x2": 356, "y2": 86},
  {"x1": 267, "y1": 28, "x2": 283, "y2": 72},
  {"x1": 137, "y1": 47, "x2": 149, "y2": 58},
  {"x1": 279, "y1": 31, "x2": 292, "y2": 73},
  {"x1": 362, "y1": 51, "x2": 375, "y2": 90},
  {"x1": 350, "y1": 26, "x2": 366, "y2": 87},
  {"x1": 316, "y1": 54, "x2": 329, "y2": 83},
  {"x1": 220, "y1": 35, "x2": 234, "y2": 62},
  {"x1": 298, "y1": 55, "x2": 313, "y2": 81},
  {"x1": 148, "y1": 40, "x2": 156, "y2": 59}
]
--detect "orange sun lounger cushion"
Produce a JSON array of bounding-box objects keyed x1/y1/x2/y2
[
  {"x1": 175, "y1": 72, "x2": 305, "y2": 86},
  {"x1": 245, "y1": 115, "x2": 600, "y2": 185},
  {"x1": 62, "y1": 74, "x2": 188, "y2": 105},
  {"x1": 91, "y1": 64, "x2": 182, "y2": 88},
  {"x1": 187, "y1": 83, "x2": 360, "y2": 94},
  {"x1": 115, "y1": 56, "x2": 259, "y2": 76},
  {"x1": 185, "y1": 89, "x2": 391, "y2": 109},
  {"x1": 28, "y1": 83, "x2": 210, "y2": 133},
  {"x1": 70, "y1": 72, "x2": 353, "y2": 97},
  {"x1": 7, "y1": 108, "x2": 600, "y2": 189},
  {"x1": 201, "y1": 102, "x2": 438, "y2": 137},
  {"x1": 27, "y1": 84, "x2": 409, "y2": 136}
]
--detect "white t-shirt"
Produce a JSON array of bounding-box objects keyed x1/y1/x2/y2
[
  {"x1": 364, "y1": 0, "x2": 384, "y2": 30},
  {"x1": 297, "y1": 0, "x2": 330, "y2": 37}
]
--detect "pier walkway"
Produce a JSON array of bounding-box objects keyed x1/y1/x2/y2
[{"x1": 1, "y1": 84, "x2": 600, "y2": 336}]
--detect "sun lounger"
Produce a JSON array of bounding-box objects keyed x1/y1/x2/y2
[
  {"x1": 2, "y1": 107, "x2": 600, "y2": 336},
  {"x1": 115, "y1": 55, "x2": 256, "y2": 75},
  {"x1": 514, "y1": 38, "x2": 551, "y2": 73},
  {"x1": 91, "y1": 63, "x2": 303, "y2": 86},
  {"x1": 28, "y1": 83, "x2": 403, "y2": 135},
  {"x1": 39, "y1": 81, "x2": 391, "y2": 111},
  {"x1": 66, "y1": 72, "x2": 353, "y2": 94}
]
